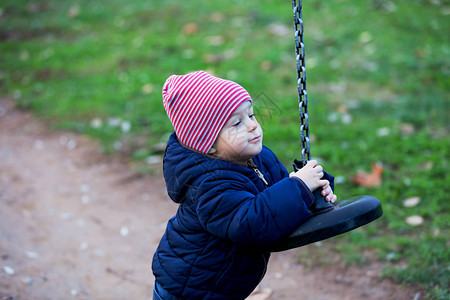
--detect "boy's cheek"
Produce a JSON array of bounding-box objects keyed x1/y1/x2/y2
[{"x1": 227, "y1": 129, "x2": 246, "y2": 141}]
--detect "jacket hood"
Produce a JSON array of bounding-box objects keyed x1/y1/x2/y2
[{"x1": 163, "y1": 132, "x2": 253, "y2": 203}]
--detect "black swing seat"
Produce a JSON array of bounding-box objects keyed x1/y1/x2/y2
[{"x1": 270, "y1": 195, "x2": 383, "y2": 252}]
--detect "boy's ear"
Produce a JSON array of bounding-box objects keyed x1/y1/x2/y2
[{"x1": 208, "y1": 146, "x2": 217, "y2": 155}]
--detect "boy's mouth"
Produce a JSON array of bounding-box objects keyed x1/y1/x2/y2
[{"x1": 249, "y1": 136, "x2": 261, "y2": 143}]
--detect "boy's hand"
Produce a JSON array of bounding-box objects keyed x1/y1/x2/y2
[
  {"x1": 289, "y1": 160, "x2": 328, "y2": 192},
  {"x1": 320, "y1": 181, "x2": 337, "y2": 203}
]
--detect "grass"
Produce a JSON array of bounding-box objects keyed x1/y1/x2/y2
[{"x1": 1, "y1": 0, "x2": 449, "y2": 298}]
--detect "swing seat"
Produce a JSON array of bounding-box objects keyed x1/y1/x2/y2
[{"x1": 270, "y1": 195, "x2": 383, "y2": 252}]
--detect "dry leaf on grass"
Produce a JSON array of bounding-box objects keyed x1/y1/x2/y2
[
  {"x1": 182, "y1": 23, "x2": 199, "y2": 35},
  {"x1": 405, "y1": 215, "x2": 424, "y2": 226},
  {"x1": 400, "y1": 123, "x2": 415, "y2": 135},
  {"x1": 203, "y1": 54, "x2": 224, "y2": 64},
  {"x1": 260, "y1": 61, "x2": 272, "y2": 70},
  {"x1": 351, "y1": 163, "x2": 383, "y2": 187},
  {"x1": 210, "y1": 12, "x2": 223, "y2": 23},
  {"x1": 142, "y1": 83, "x2": 154, "y2": 94},
  {"x1": 68, "y1": 5, "x2": 80, "y2": 18},
  {"x1": 206, "y1": 35, "x2": 225, "y2": 46},
  {"x1": 403, "y1": 197, "x2": 421, "y2": 207}
]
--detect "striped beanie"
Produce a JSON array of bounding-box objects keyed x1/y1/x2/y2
[{"x1": 162, "y1": 71, "x2": 252, "y2": 154}]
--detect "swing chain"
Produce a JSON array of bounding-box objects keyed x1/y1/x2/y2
[{"x1": 293, "y1": 0, "x2": 310, "y2": 168}]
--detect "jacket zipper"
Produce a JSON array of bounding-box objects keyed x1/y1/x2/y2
[{"x1": 253, "y1": 168, "x2": 268, "y2": 187}]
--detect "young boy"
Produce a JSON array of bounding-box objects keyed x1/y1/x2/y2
[{"x1": 152, "y1": 71, "x2": 336, "y2": 299}]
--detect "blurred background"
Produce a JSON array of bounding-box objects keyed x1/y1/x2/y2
[{"x1": 1, "y1": 0, "x2": 448, "y2": 298}]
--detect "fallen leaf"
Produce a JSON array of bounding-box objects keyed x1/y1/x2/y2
[
  {"x1": 113, "y1": 141, "x2": 122, "y2": 150},
  {"x1": 403, "y1": 197, "x2": 420, "y2": 207},
  {"x1": 419, "y1": 161, "x2": 433, "y2": 170},
  {"x1": 405, "y1": 215, "x2": 424, "y2": 226},
  {"x1": 337, "y1": 104, "x2": 348, "y2": 114},
  {"x1": 21, "y1": 276, "x2": 33, "y2": 285},
  {"x1": 3, "y1": 266, "x2": 14, "y2": 275},
  {"x1": 266, "y1": 23, "x2": 290, "y2": 37},
  {"x1": 327, "y1": 112, "x2": 339, "y2": 123},
  {"x1": 377, "y1": 127, "x2": 390, "y2": 137},
  {"x1": 341, "y1": 113, "x2": 352, "y2": 124},
  {"x1": 210, "y1": 12, "x2": 223, "y2": 23},
  {"x1": 66, "y1": 140, "x2": 77, "y2": 150},
  {"x1": 90, "y1": 118, "x2": 102, "y2": 128},
  {"x1": 121, "y1": 121, "x2": 131, "y2": 133},
  {"x1": 351, "y1": 163, "x2": 383, "y2": 187},
  {"x1": 27, "y1": 3, "x2": 48, "y2": 13},
  {"x1": 142, "y1": 84, "x2": 154, "y2": 94},
  {"x1": 259, "y1": 61, "x2": 272, "y2": 71},
  {"x1": 328, "y1": 83, "x2": 347, "y2": 93},
  {"x1": 206, "y1": 35, "x2": 224, "y2": 46},
  {"x1": 108, "y1": 117, "x2": 121, "y2": 127},
  {"x1": 34, "y1": 140, "x2": 44, "y2": 149},
  {"x1": 400, "y1": 123, "x2": 415, "y2": 135},
  {"x1": 359, "y1": 31, "x2": 372, "y2": 43},
  {"x1": 81, "y1": 195, "x2": 90, "y2": 204},
  {"x1": 80, "y1": 184, "x2": 90, "y2": 193},
  {"x1": 120, "y1": 226, "x2": 129, "y2": 237},
  {"x1": 182, "y1": 23, "x2": 199, "y2": 35},
  {"x1": 25, "y1": 251, "x2": 39, "y2": 259},
  {"x1": 145, "y1": 155, "x2": 162, "y2": 165},
  {"x1": 20, "y1": 50, "x2": 29, "y2": 61},
  {"x1": 334, "y1": 176, "x2": 346, "y2": 184},
  {"x1": 80, "y1": 242, "x2": 88, "y2": 251},
  {"x1": 68, "y1": 5, "x2": 80, "y2": 18},
  {"x1": 203, "y1": 54, "x2": 223, "y2": 64}
]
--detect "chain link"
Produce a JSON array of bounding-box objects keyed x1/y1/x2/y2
[{"x1": 293, "y1": 0, "x2": 310, "y2": 168}]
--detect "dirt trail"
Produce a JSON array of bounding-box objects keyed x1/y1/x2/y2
[{"x1": 0, "y1": 98, "x2": 421, "y2": 299}]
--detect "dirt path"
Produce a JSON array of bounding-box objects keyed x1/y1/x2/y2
[{"x1": 0, "y1": 98, "x2": 421, "y2": 299}]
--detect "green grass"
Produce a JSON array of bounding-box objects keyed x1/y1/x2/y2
[{"x1": 1, "y1": 0, "x2": 449, "y2": 297}]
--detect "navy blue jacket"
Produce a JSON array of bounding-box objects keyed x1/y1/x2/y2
[{"x1": 152, "y1": 132, "x2": 334, "y2": 299}]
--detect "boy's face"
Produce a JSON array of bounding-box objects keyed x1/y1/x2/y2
[{"x1": 211, "y1": 101, "x2": 263, "y2": 165}]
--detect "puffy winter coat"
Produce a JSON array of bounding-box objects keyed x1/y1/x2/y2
[{"x1": 152, "y1": 132, "x2": 333, "y2": 299}]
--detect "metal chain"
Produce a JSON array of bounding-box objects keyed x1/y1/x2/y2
[{"x1": 293, "y1": 0, "x2": 310, "y2": 168}]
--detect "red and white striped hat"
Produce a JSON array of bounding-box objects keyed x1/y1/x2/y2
[{"x1": 162, "y1": 71, "x2": 252, "y2": 154}]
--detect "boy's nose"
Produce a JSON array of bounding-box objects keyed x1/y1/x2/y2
[{"x1": 247, "y1": 119, "x2": 258, "y2": 131}]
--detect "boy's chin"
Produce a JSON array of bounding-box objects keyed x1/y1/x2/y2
[{"x1": 247, "y1": 146, "x2": 263, "y2": 159}]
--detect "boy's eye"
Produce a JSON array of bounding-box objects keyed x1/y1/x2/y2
[
  {"x1": 232, "y1": 120, "x2": 241, "y2": 127},
  {"x1": 249, "y1": 114, "x2": 255, "y2": 119}
]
